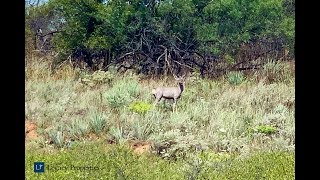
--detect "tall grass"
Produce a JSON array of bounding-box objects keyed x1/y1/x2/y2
[{"x1": 26, "y1": 58, "x2": 295, "y2": 159}]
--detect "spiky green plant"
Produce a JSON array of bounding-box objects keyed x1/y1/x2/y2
[
  {"x1": 67, "y1": 119, "x2": 90, "y2": 140},
  {"x1": 109, "y1": 126, "x2": 126, "y2": 144},
  {"x1": 48, "y1": 130, "x2": 65, "y2": 148},
  {"x1": 89, "y1": 112, "x2": 108, "y2": 133},
  {"x1": 227, "y1": 71, "x2": 245, "y2": 85}
]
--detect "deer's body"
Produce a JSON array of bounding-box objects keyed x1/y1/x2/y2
[
  {"x1": 152, "y1": 83, "x2": 184, "y2": 100},
  {"x1": 152, "y1": 75, "x2": 185, "y2": 111}
]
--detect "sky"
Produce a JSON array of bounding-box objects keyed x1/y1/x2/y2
[{"x1": 25, "y1": 0, "x2": 48, "y2": 7}]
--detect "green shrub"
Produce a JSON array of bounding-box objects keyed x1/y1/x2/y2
[
  {"x1": 256, "y1": 125, "x2": 277, "y2": 135},
  {"x1": 129, "y1": 101, "x2": 152, "y2": 115},
  {"x1": 126, "y1": 80, "x2": 141, "y2": 98},
  {"x1": 104, "y1": 92, "x2": 129, "y2": 109},
  {"x1": 227, "y1": 71, "x2": 245, "y2": 85},
  {"x1": 67, "y1": 119, "x2": 90, "y2": 140},
  {"x1": 109, "y1": 126, "x2": 126, "y2": 144},
  {"x1": 103, "y1": 78, "x2": 141, "y2": 109},
  {"x1": 89, "y1": 112, "x2": 108, "y2": 133},
  {"x1": 48, "y1": 130, "x2": 65, "y2": 148}
]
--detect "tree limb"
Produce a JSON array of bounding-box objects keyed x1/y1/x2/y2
[{"x1": 173, "y1": 60, "x2": 192, "y2": 69}]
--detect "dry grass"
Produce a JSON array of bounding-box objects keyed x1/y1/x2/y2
[{"x1": 25, "y1": 58, "x2": 295, "y2": 158}]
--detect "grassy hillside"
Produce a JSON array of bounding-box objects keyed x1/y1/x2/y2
[
  {"x1": 25, "y1": 56, "x2": 295, "y2": 179},
  {"x1": 26, "y1": 141, "x2": 294, "y2": 179}
]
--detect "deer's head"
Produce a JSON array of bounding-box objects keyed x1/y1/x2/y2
[{"x1": 173, "y1": 74, "x2": 186, "y2": 84}]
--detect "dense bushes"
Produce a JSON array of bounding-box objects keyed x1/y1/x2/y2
[{"x1": 26, "y1": 0, "x2": 295, "y2": 76}]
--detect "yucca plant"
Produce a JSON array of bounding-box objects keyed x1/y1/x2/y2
[
  {"x1": 67, "y1": 119, "x2": 90, "y2": 140},
  {"x1": 89, "y1": 112, "x2": 108, "y2": 133},
  {"x1": 126, "y1": 80, "x2": 141, "y2": 98},
  {"x1": 227, "y1": 71, "x2": 245, "y2": 85},
  {"x1": 48, "y1": 130, "x2": 65, "y2": 148},
  {"x1": 109, "y1": 126, "x2": 126, "y2": 144}
]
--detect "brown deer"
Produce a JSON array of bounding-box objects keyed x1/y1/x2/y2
[{"x1": 152, "y1": 74, "x2": 186, "y2": 111}]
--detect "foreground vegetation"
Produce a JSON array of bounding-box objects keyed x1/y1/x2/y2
[
  {"x1": 26, "y1": 141, "x2": 294, "y2": 179},
  {"x1": 26, "y1": 56, "x2": 294, "y2": 178}
]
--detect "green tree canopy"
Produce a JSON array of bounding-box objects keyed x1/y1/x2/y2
[{"x1": 26, "y1": 0, "x2": 295, "y2": 76}]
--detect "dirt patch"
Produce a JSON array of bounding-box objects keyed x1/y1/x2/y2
[
  {"x1": 129, "y1": 140, "x2": 152, "y2": 154},
  {"x1": 87, "y1": 133, "x2": 99, "y2": 141},
  {"x1": 25, "y1": 121, "x2": 38, "y2": 140}
]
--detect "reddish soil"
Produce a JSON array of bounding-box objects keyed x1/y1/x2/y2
[
  {"x1": 87, "y1": 133, "x2": 99, "y2": 140},
  {"x1": 129, "y1": 140, "x2": 152, "y2": 154},
  {"x1": 25, "y1": 121, "x2": 38, "y2": 140}
]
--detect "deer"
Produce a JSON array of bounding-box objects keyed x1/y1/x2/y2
[{"x1": 152, "y1": 74, "x2": 186, "y2": 112}]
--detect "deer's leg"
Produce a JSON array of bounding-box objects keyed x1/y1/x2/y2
[
  {"x1": 173, "y1": 98, "x2": 177, "y2": 112},
  {"x1": 154, "y1": 96, "x2": 161, "y2": 106}
]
